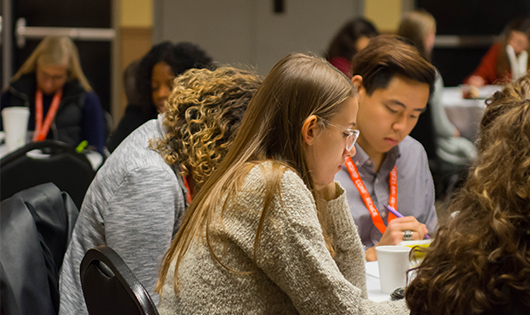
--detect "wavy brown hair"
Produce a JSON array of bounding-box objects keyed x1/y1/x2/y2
[
  {"x1": 151, "y1": 67, "x2": 261, "y2": 192},
  {"x1": 406, "y1": 73, "x2": 530, "y2": 315},
  {"x1": 156, "y1": 53, "x2": 355, "y2": 293}
]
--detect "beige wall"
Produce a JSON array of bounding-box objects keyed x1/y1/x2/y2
[
  {"x1": 364, "y1": 0, "x2": 402, "y2": 33},
  {"x1": 116, "y1": 0, "x2": 153, "y2": 121},
  {"x1": 121, "y1": 0, "x2": 153, "y2": 27}
]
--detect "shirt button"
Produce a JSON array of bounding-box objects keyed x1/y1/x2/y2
[
  {"x1": 367, "y1": 160, "x2": 372, "y2": 165},
  {"x1": 381, "y1": 211, "x2": 386, "y2": 217},
  {"x1": 375, "y1": 178, "x2": 379, "y2": 183},
  {"x1": 355, "y1": 161, "x2": 360, "y2": 166}
]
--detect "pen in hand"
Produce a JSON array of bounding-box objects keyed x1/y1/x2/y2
[{"x1": 384, "y1": 204, "x2": 430, "y2": 239}]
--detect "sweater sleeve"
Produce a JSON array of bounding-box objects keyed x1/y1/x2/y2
[
  {"x1": 81, "y1": 92, "x2": 106, "y2": 155},
  {"x1": 232, "y1": 168, "x2": 409, "y2": 314},
  {"x1": 464, "y1": 43, "x2": 501, "y2": 85}
]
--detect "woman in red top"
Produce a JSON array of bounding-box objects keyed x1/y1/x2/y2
[{"x1": 466, "y1": 17, "x2": 530, "y2": 87}]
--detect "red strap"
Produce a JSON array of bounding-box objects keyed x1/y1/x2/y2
[
  {"x1": 182, "y1": 174, "x2": 193, "y2": 204},
  {"x1": 344, "y1": 157, "x2": 397, "y2": 234},
  {"x1": 33, "y1": 90, "x2": 62, "y2": 142}
]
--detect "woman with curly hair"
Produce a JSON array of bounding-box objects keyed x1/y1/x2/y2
[
  {"x1": 406, "y1": 73, "x2": 530, "y2": 315},
  {"x1": 106, "y1": 41, "x2": 213, "y2": 152},
  {"x1": 59, "y1": 67, "x2": 261, "y2": 315}
]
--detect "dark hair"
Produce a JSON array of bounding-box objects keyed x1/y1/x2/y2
[
  {"x1": 135, "y1": 41, "x2": 213, "y2": 113},
  {"x1": 351, "y1": 35, "x2": 436, "y2": 96},
  {"x1": 326, "y1": 18, "x2": 379, "y2": 61},
  {"x1": 405, "y1": 73, "x2": 530, "y2": 315}
]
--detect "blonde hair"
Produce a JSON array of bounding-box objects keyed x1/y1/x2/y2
[
  {"x1": 150, "y1": 67, "x2": 262, "y2": 192},
  {"x1": 156, "y1": 53, "x2": 355, "y2": 293},
  {"x1": 398, "y1": 10, "x2": 436, "y2": 60},
  {"x1": 11, "y1": 36, "x2": 92, "y2": 91}
]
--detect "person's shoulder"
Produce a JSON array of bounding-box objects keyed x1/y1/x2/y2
[
  {"x1": 105, "y1": 119, "x2": 168, "y2": 171},
  {"x1": 398, "y1": 136, "x2": 429, "y2": 166},
  {"x1": 244, "y1": 161, "x2": 309, "y2": 197}
]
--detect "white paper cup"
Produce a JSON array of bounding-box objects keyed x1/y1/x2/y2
[
  {"x1": 376, "y1": 245, "x2": 412, "y2": 294},
  {"x1": 2, "y1": 107, "x2": 30, "y2": 152}
]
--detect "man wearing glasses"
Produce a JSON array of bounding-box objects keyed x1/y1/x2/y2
[{"x1": 335, "y1": 35, "x2": 439, "y2": 261}]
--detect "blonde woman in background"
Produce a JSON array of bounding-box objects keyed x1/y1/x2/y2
[
  {"x1": 1, "y1": 36, "x2": 106, "y2": 154},
  {"x1": 399, "y1": 10, "x2": 477, "y2": 167}
]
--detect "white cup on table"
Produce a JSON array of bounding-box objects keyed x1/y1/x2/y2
[
  {"x1": 2, "y1": 107, "x2": 30, "y2": 152},
  {"x1": 376, "y1": 245, "x2": 412, "y2": 294}
]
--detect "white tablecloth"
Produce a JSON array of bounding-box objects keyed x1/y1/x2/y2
[
  {"x1": 365, "y1": 261, "x2": 391, "y2": 302},
  {"x1": 441, "y1": 86, "x2": 501, "y2": 141}
]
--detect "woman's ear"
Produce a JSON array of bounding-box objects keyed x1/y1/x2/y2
[{"x1": 302, "y1": 115, "x2": 319, "y2": 146}]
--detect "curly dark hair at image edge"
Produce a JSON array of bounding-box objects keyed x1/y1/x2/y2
[
  {"x1": 405, "y1": 73, "x2": 530, "y2": 315},
  {"x1": 135, "y1": 42, "x2": 214, "y2": 114},
  {"x1": 150, "y1": 67, "x2": 261, "y2": 192}
]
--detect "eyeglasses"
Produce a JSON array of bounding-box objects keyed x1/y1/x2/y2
[{"x1": 319, "y1": 118, "x2": 360, "y2": 151}]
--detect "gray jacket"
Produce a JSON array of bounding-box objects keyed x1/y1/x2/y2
[{"x1": 59, "y1": 116, "x2": 187, "y2": 315}]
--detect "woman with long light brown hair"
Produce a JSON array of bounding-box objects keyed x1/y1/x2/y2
[
  {"x1": 156, "y1": 53, "x2": 409, "y2": 314},
  {"x1": 406, "y1": 73, "x2": 530, "y2": 315}
]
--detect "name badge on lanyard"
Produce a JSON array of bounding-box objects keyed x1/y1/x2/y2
[{"x1": 344, "y1": 156, "x2": 397, "y2": 234}]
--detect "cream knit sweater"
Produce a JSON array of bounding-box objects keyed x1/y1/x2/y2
[{"x1": 158, "y1": 163, "x2": 408, "y2": 314}]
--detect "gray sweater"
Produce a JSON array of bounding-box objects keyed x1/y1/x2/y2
[
  {"x1": 59, "y1": 117, "x2": 187, "y2": 315},
  {"x1": 158, "y1": 163, "x2": 408, "y2": 314}
]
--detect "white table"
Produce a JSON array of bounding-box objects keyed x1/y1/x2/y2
[
  {"x1": 442, "y1": 86, "x2": 501, "y2": 141},
  {"x1": 365, "y1": 261, "x2": 391, "y2": 302}
]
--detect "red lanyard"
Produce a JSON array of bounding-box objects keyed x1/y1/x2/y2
[
  {"x1": 33, "y1": 90, "x2": 62, "y2": 141},
  {"x1": 344, "y1": 156, "x2": 397, "y2": 234},
  {"x1": 182, "y1": 174, "x2": 193, "y2": 204}
]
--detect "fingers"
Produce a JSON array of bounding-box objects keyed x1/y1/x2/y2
[{"x1": 379, "y1": 216, "x2": 427, "y2": 245}]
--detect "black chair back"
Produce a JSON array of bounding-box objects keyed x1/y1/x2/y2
[
  {"x1": 80, "y1": 245, "x2": 159, "y2": 315},
  {"x1": 1, "y1": 140, "x2": 96, "y2": 208},
  {"x1": 0, "y1": 183, "x2": 79, "y2": 315}
]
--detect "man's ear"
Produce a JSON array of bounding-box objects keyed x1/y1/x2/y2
[
  {"x1": 302, "y1": 115, "x2": 319, "y2": 146},
  {"x1": 351, "y1": 75, "x2": 363, "y2": 89}
]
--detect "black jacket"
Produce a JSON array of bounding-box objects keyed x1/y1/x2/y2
[{"x1": 2, "y1": 73, "x2": 87, "y2": 147}]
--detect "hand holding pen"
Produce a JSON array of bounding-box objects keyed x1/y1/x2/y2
[{"x1": 384, "y1": 204, "x2": 430, "y2": 240}]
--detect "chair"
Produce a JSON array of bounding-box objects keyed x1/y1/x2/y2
[
  {"x1": 80, "y1": 245, "x2": 159, "y2": 315},
  {"x1": 0, "y1": 183, "x2": 79, "y2": 315},
  {"x1": 1, "y1": 140, "x2": 96, "y2": 208}
]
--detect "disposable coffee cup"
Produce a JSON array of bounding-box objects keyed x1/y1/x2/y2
[
  {"x1": 376, "y1": 245, "x2": 412, "y2": 294},
  {"x1": 2, "y1": 107, "x2": 30, "y2": 152}
]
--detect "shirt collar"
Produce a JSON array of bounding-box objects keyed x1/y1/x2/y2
[{"x1": 351, "y1": 143, "x2": 402, "y2": 174}]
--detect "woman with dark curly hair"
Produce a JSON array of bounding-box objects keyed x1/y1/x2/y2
[
  {"x1": 59, "y1": 67, "x2": 261, "y2": 315},
  {"x1": 106, "y1": 41, "x2": 213, "y2": 152},
  {"x1": 406, "y1": 73, "x2": 530, "y2": 315}
]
